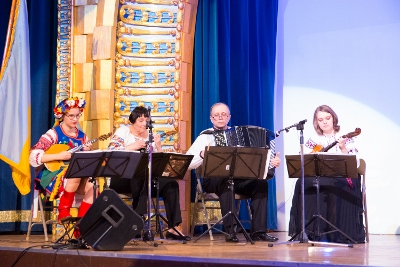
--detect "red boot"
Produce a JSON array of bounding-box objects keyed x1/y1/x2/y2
[
  {"x1": 57, "y1": 191, "x2": 75, "y2": 222},
  {"x1": 74, "y1": 201, "x2": 92, "y2": 239},
  {"x1": 78, "y1": 201, "x2": 92, "y2": 218}
]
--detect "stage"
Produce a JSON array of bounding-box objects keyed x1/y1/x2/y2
[{"x1": 0, "y1": 231, "x2": 398, "y2": 267}]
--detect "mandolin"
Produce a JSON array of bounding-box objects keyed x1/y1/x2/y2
[
  {"x1": 44, "y1": 132, "x2": 113, "y2": 172},
  {"x1": 311, "y1": 128, "x2": 361, "y2": 153}
]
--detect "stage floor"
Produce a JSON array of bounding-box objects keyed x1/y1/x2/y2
[{"x1": 0, "y1": 231, "x2": 399, "y2": 267}]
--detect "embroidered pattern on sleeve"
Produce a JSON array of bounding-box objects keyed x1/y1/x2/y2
[
  {"x1": 305, "y1": 139, "x2": 317, "y2": 149},
  {"x1": 108, "y1": 135, "x2": 125, "y2": 150}
]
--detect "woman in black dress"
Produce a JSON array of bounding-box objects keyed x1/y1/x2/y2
[{"x1": 288, "y1": 105, "x2": 365, "y2": 243}]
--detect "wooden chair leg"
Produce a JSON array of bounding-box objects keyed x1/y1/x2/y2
[
  {"x1": 26, "y1": 191, "x2": 49, "y2": 242},
  {"x1": 363, "y1": 184, "x2": 369, "y2": 242},
  {"x1": 25, "y1": 202, "x2": 34, "y2": 241},
  {"x1": 38, "y1": 196, "x2": 49, "y2": 242}
]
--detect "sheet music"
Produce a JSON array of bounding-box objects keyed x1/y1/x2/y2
[
  {"x1": 101, "y1": 149, "x2": 140, "y2": 153},
  {"x1": 75, "y1": 149, "x2": 104, "y2": 153},
  {"x1": 312, "y1": 152, "x2": 360, "y2": 168}
]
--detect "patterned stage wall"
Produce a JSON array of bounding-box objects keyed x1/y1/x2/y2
[
  {"x1": 56, "y1": 0, "x2": 198, "y2": 153},
  {"x1": 55, "y1": 0, "x2": 198, "y2": 234}
]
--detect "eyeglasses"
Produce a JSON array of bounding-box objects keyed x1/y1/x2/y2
[
  {"x1": 211, "y1": 112, "x2": 229, "y2": 120},
  {"x1": 65, "y1": 113, "x2": 82, "y2": 120}
]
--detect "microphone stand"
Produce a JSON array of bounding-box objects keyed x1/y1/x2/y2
[
  {"x1": 296, "y1": 121, "x2": 308, "y2": 243},
  {"x1": 143, "y1": 107, "x2": 156, "y2": 246},
  {"x1": 268, "y1": 119, "x2": 308, "y2": 247}
]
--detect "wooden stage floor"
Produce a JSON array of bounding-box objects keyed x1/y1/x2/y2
[{"x1": 0, "y1": 231, "x2": 399, "y2": 267}]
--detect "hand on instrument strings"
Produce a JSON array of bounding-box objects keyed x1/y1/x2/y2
[
  {"x1": 154, "y1": 133, "x2": 161, "y2": 145},
  {"x1": 81, "y1": 142, "x2": 92, "y2": 151},
  {"x1": 153, "y1": 133, "x2": 163, "y2": 151},
  {"x1": 126, "y1": 139, "x2": 147, "y2": 151},
  {"x1": 270, "y1": 152, "x2": 281, "y2": 167},
  {"x1": 337, "y1": 137, "x2": 348, "y2": 154}
]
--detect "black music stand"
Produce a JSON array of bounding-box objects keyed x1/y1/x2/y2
[
  {"x1": 149, "y1": 152, "x2": 193, "y2": 240},
  {"x1": 65, "y1": 151, "x2": 108, "y2": 202},
  {"x1": 56, "y1": 151, "x2": 107, "y2": 244},
  {"x1": 99, "y1": 150, "x2": 144, "y2": 180},
  {"x1": 194, "y1": 146, "x2": 269, "y2": 244},
  {"x1": 285, "y1": 153, "x2": 358, "y2": 247},
  {"x1": 105, "y1": 152, "x2": 193, "y2": 240}
]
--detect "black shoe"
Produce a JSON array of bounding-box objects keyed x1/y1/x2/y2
[
  {"x1": 225, "y1": 234, "x2": 239, "y2": 243},
  {"x1": 165, "y1": 231, "x2": 191, "y2": 241},
  {"x1": 251, "y1": 232, "x2": 278, "y2": 242}
]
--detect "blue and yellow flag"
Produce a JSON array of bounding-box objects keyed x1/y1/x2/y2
[{"x1": 0, "y1": 0, "x2": 31, "y2": 195}]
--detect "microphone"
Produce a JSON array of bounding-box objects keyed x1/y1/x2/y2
[
  {"x1": 296, "y1": 119, "x2": 307, "y2": 126},
  {"x1": 275, "y1": 119, "x2": 307, "y2": 136},
  {"x1": 146, "y1": 106, "x2": 154, "y2": 129}
]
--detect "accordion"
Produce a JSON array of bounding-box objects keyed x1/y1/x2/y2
[
  {"x1": 224, "y1": 125, "x2": 276, "y2": 179},
  {"x1": 224, "y1": 125, "x2": 269, "y2": 148}
]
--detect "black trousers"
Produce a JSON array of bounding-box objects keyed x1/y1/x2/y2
[
  {"x1": 131, "y1": 177, "x2": 182, "y2": 228},
  {"x1": 109, "y1": 176, "x2": 182, "y2": 228},
  {"x1": 202, "y1": 177, "x2": 269, "y2": 233}
]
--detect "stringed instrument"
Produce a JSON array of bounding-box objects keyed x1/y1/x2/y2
[
  {"x1": 44, "y1": 132, "x2": 112, "y2": 172},
  {"x1": 311, "y1": 128, "x2": 361, "y2": 153}
]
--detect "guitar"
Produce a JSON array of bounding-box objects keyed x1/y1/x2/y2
[
  {"x1": 311, "y1": 128, "x2": 361, "y2": 153},
  {"x1": 44, "y1": 132, "x2": 113, "y2": 172}
]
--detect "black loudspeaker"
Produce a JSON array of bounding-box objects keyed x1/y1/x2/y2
[{"x1": 79, "y1": 189, "x2": 144, "y2": 251}]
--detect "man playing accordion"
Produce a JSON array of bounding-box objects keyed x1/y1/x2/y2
[{"x1": 187, "y1": 102, "x2": 280, "y2": 242}]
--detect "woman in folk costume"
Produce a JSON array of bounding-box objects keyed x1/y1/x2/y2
[
  {"x1": 288, "y1": 105, "x2": 365, "y2": 243},
  {"x1": 29, "y1": 97, "x2": 93, "y2": 224}
]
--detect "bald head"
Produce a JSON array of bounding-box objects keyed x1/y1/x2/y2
[
  {"x1": 210, "y1": 102, "x2": 230, "y2": 116},
  {"x1": 210, "y1": 102, "x2": 231, "y2": 130}
]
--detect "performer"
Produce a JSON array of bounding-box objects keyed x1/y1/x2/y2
[
  {"x1": 29, "y1": 97, "x2": 93, "y2": 224},
  {"x1": 288, "y1": 104, "x2": 365, "y2": 243},
  {"x1": 107, "y1": 106, "x2": 190, "y2": 241},
  {"x1": 186, "y1": 102, "x2": 281, "y2": 242}
]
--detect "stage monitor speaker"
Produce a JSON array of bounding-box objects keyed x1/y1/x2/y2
[{"x1": 79, "y1": 189, "x2": 144, "y2": 251}]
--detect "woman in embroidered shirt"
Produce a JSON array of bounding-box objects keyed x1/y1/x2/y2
[
  {"x1": 288, "y1": 105, "x2": 365, "y2": 243},
  {"x1": 29, "y1": 97, "x2": 93, "y2": 224},
  {"x1": 107, "y1": 106, "x2": 190, "y2": 241}
]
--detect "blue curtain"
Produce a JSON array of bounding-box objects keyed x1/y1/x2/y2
[
  {"x1": 0, "y1": 0, "x2": 57, "y2": 232},
  {"x1": 0, "y1": 0, "x2": 278, "y2": 232},
  {"x1": 192, "y1": 0, "x2": 278, "y2": 229}
]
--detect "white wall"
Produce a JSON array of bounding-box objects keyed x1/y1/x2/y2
[{"x1": 275, "y1": 0, "x2": 400, "y2": 235}]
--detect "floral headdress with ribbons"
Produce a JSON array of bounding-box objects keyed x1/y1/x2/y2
[{"x1": 53, "y1": 97, "x2": 86, "y2": 126}]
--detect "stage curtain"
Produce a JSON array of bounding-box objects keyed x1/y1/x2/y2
[
  {"x1": 0, "y1": 0, "x2": 57, "y2": 232},
  {"x1": 192, "y1": 0, "x2": 278, "y2": 230}
]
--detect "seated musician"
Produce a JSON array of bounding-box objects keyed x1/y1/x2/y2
[
  {"x1": 29, "y1": 97, "x2": 93, "y2": 227},
  {"x1": 107, "y1": 106, "x2": 190, "y2": 241},
  {"x1": 186, "y1": 102, "x2": 280, "y2": 242},
  {"x1": 288, "y1": 104, "x2": 365, "y2": 243}
]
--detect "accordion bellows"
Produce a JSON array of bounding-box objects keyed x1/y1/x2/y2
[{"x1": 224, "y1": 125, "x2": 267, "y2": 148}]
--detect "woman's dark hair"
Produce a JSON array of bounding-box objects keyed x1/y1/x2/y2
[
  {"x1": 129, "y1": 106, "x2": 149, "y2": 124},
  {"x1": 313, "y1": 105, "x2": 340, "y2": 135}
]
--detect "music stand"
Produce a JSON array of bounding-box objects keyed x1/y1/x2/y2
[
  {"x1": 99, "y1": 150, "x2": 144, "y2": 179},
  {"x1": 56, "y1": 151, "x2": 107, "y2": 244},
  {"x1": 285, "y1": 153, "x2": 358, "y2": 247},
  {"x1": 105, "y1": 152, "x2": 193, "y2": 240},
  {"x1": 194, "y1": 146, "x2": 269, "y2": 244},
  {"x1": 148, "y1": 153, "x2": 193, "y2": 239}
]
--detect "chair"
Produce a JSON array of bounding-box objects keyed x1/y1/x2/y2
[
  {"x1": 190, "y1": 167, "x2": 252, "y2": 240},
  {"x1": 26, "y1": 190, "x2": 57, "y2": 242},
  {"x1": 358, "y1": 158, "x2": 369, "y2": 242},
  {"x1": 26, "y1": 190, "x2": 81, "y2": 242}
]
